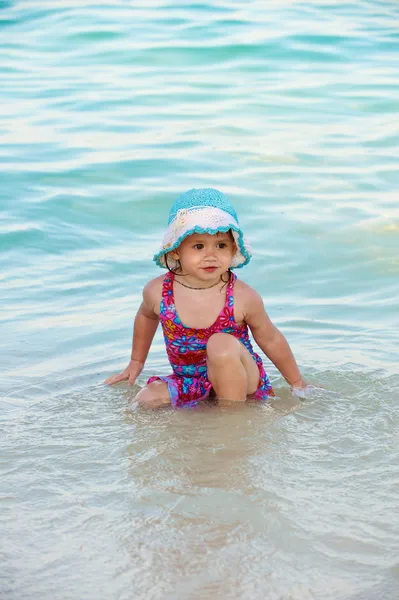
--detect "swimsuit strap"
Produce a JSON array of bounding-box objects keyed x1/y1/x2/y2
[
  {"x1": 163, "y1": 272, "x2": 174, "y2": 291},
  {"x1": 160, "y1": 272, "x2": 175, "y2": 316},
  {"x1": 224, "y1": 271, "x2": 236, "y2": 308}
]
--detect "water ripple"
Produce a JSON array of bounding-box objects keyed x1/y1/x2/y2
[{"x1": 1, "y1": 1, "x2": 398, "y2": 598}]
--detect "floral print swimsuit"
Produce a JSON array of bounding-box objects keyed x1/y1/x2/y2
[{"x1": 147, "y1": 272, "x2": 274, "y2": 407}]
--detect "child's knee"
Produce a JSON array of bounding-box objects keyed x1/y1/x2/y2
[
  {"x1": 135, "y1": 381, "x2": 171, "y2": 409},
  {"x1": 206, "y1": 333, "x2": 241, "y2": 365}
]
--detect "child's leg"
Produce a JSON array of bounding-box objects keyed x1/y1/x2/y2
[
  {"x1": 206, "y1": 333, "x2": 259, "y2": 402},
  {"x1": 135, "y1": 381, "x2": 171, "y2": 409}
]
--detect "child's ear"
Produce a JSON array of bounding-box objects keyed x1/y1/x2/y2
[{"x1": 169, "y1": 250, "x2": 179, "y2": 261}]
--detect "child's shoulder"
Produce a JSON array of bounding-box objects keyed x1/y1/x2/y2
[
  {"x1": 143, "y1": 274, "x2": 164, "y2": 296},
  {"x1": 142, "y1": 275, "x2": 165, "y2": 311},
  {"x1": 234, "y1": 276, "x2": 265, "y2": 319},
  {"x1": 234, "y1": 276, "x2": 261, "y2": 301}
]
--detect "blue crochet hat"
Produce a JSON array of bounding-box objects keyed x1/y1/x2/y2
[{"x1": 153, "y1": 188, "x2": 252, "y2": 269}]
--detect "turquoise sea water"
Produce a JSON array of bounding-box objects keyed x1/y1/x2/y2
[{"x1": 1, "y1": 1, "x2": 399, "y2": 599}]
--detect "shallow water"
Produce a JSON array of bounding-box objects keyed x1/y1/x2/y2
[{"x1": 1, "y1": 1, "x2": 399, "y2": 599}]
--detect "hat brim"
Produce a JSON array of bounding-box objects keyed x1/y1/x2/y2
[{"x1": 153, "y1": 224, "x2": 251, "y2": 270}]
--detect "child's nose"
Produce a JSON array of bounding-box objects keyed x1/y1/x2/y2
[{"x1": 204, "y1": 247, "x2": 217, "y2": 259}]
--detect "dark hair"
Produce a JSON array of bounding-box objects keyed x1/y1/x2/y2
[{"x1": 165, "y1": 253, "x2": 183, "y2": 275}]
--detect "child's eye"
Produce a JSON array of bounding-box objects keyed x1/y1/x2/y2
[
  {"x1": 193, "y1": 243, "x2": 204, "y2": 250},
  {"x1": 217, "y1": 243, "x2": 227, "y2": 249}
]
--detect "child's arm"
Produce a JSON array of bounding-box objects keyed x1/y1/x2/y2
[
  {"x1": 243, "y1": 287, "x2": 306, "y2": 389},
  {"x1": 104, "y1": 280, "x2": 160, "y2": 386}
]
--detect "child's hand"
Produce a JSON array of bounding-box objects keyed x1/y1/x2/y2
[
  {"x1": 290, "y1": 378, "x2": 308, "y2": 390},
  {"x1": 290, "y1": 377, "x2": 308, "y2": 399},
  {"x1": 104, "y1": 359, "x2": 144, "y2": 386},
  {"x1": 290, "y1": 378, "x2": 323, "y2": 399}
]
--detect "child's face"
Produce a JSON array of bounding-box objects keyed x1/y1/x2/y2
[{"x1": 170, "y1": 231, "x2": 236, "y2": 280}]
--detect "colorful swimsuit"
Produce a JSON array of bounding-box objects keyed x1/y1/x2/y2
[{"x1": 147, "y1": 272, "x2": 274, "y2": 407}]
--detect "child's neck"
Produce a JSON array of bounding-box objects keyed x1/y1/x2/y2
[{"x1": 174, "y1": 270, "x2": 230, "y2": 290}]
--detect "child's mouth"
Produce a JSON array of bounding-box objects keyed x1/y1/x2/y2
[{"x1": 202, "y1": 267, "x2": 217, "y2": 272}]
